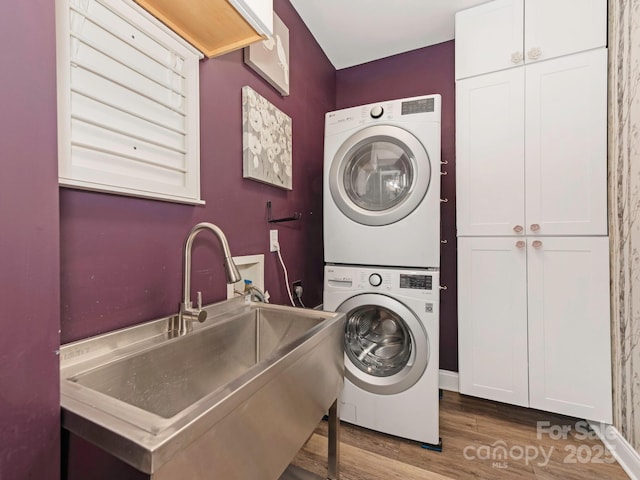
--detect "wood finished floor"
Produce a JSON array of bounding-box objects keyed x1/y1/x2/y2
[{"x1": 291, "y1": 390, "x2": 629, "y2": 479}]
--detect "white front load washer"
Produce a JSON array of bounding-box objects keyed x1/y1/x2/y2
[
  {"x1": 323, "y1": 264, "x2": 440, "y2": 445},
  {"x1": 324, "y1": 95, "x2": 441, "y2": 268}
]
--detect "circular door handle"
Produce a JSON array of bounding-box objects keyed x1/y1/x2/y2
[
  {"x1": 527, "y1": 47, "x2": 542, "y2": 60},
  {"x1": 511, "y1": 51, "x2": 523, "y2": 64},
  {"x1": 516, "y1": 240, "x2": 526, "y2": 249},
  {"x1": 532, "y1": 240, "x2": 543, "y2": 249},
  {"x1": 513, "y1": 225, "x2": 524, "y2": 233},
  {"x1": 530, "y1": 223, "x2": 541, "y2": 232}
]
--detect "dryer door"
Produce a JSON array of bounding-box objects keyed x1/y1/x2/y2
[
  {"x1": 329, "y1": 125, "x2": 432, "y2": 226},
  {"x1": 337, "y1": 293, "x2": 430, "y2": 395}
]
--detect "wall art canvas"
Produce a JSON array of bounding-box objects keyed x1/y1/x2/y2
[
  {"x1": 244, "y1": 13, "x2": 290, "y2": 96},
  {"x1": 242, "y1": 86, "x2": 292, "y2": 190}
]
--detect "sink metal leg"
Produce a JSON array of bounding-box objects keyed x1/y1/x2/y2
[
  {"x1": 280, "y1": 400, "x2": 340, "y2": 480},
  {"x1": 327, "y1": 399, "x2": 340, "y2": 480}
]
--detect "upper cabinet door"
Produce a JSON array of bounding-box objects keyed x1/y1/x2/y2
[
  {"x1": 525, "y1": 48, "x2": 608, "y2": 236},
  {"x1": 524, "y1": 0, "x2": 607, "y2": 64},
  {"x1": 455, "y1": 0, "x2": 607, "y2": 80},
  {"x1": 455, "y1": 0, "x2": 524, "y2": 80},
  {"x1": 456, "y1": 67, "x2": 525, "y2": 236}
]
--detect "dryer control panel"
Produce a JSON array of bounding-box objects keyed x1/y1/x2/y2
[{"x1": 324, "y1": 94, "x2": 441, "y2": 136}]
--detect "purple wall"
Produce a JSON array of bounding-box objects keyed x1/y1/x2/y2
[
  {"x1": 335, "y1": 42, "x2": 459, "y2": 371},
  {"x1": 60, "y1": 0, "x2": 335, "y2": 344},
  {"x1": 0, "y1": 0, "x2": 61, "y2": 478}
]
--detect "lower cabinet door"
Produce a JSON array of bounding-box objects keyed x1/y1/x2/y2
[
  {"x1": 458, "y1": 237, "x2": 529, "y2": 406},
  {"x1": 527, "y1": 236, "x2": 612, "y2": 423}
]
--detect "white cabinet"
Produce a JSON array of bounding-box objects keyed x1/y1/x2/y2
[
  {"x1": 455, "y1": 0, "x2": 607, "y2": 80},
  {"x1": 456, "y1": 68, "x2": 525, "y2": 236},
  {"x1": 455, "y1": 0, "x2": 611, "y2": 422},
  {"x1": 525, "y1": 48, "x2": 608, "y2": 236},
  {"x1": 458, "y1": 236, "x2": 613, "y2": 423},
  {"x1": 457, "y1": 237, "x2": 529, "y2": 407},
  {"x1": 456, "y1": 48, "x2": 607, "y2": 236},
  {"x1": 527, "y1": 237, "x2": 612, "y2": 422}
]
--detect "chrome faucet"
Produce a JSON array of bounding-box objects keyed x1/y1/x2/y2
[{"x1": 174, "y1": 222, "x2": 241, "y2": 336}]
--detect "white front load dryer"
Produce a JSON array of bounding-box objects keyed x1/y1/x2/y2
[
  {"x1": 323, "y1": 95, "x2": 441, "y2": 268},
  {"x1": 323, "y1": 264, "x2": 440, "y2": 445}
]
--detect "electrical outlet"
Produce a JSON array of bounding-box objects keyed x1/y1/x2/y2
[
  {"x1": 292, "y1": 280, "x2": 303, "y2": 297},
  {"x1": 269, "y1": 229, "x2": 279, "y2": 252}
]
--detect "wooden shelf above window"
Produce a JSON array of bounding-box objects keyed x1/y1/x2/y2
[{"x1": 133, "y1": 0, "x2": 273, "y2": 58}]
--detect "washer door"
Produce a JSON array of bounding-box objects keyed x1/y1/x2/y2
[
  {"x1": 329, "y1": 125, "x2": 432, "y2": 226},
  {"x1": 337, "y1": 293, "x2": 429, "y2": 395}
]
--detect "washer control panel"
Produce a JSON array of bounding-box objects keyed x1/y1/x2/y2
[
  {"x1": 325, "y1": 265, "x2": 439, "y2": 295},
  {"x1": 399, "y1": 273, "x2": 433, "y2": 290}
]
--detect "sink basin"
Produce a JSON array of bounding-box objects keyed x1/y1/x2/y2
[{"x1": 60, "y1": 297, "x2": 345, "y2": 479}]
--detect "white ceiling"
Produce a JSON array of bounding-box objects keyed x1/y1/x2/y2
[{"x1": 289, "y1": 0, "x2": 493, "y2": 69}]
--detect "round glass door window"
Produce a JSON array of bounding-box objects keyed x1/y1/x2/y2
[
  {"x1": 337, "y1": 293, "x2": 429, "y2": 395},
  {"x1": 345, "y1": 305, "x2": 412, "y2": 377},
  {"x1": 343, "y1": 141, "x2": 413, "y2": 212},
  {"x1": 329, "y1": 125, "x2": 431, "y2": 226}
]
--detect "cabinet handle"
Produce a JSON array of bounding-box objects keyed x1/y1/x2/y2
[
  {"x1": 532, "y1": 240, "x2": 543, "y2": 249},
  {"x1": 513, "y1": 225, "x2": 524, "y2": 233},
  {"x1": 516, "y1": 240, "x2": 526, "y2": 249},
  {"x1": 440, "y1": 198, "x2": 449, "y2": 203},
  {"x1": 511, "y1": 51, "x2": 523, "y2": 64},
  {"x1": 527, "y1": 47, "x2": 542, "y2": 60},
  {"x1": 441, "y1": 170, "x2": 448, "y2": 176},
  {"x1": 439, "y1": 285, "x2": 448, "y2": 291},
  {"x1": 530, "y1": 223, "x2": 541, "y2": 232},
  {"x1": 441, "y1": 239, "x2": 448, "y2": 244}
]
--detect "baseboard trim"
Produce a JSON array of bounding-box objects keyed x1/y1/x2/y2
[
  {"x1": 439, "y1": 370, "x2": 459, "y2": 392},
  {"x1": 589, "y1": 421, "x2": 640, "y2": 479}
]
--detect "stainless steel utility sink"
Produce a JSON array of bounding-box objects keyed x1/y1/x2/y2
[{"x1": 60, "y1": 297, "x2": 344, "y2": 479}]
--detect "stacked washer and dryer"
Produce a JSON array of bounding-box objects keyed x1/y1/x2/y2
[{"x1": 322, "y1": 95, "x2": 442, "y2": 447}]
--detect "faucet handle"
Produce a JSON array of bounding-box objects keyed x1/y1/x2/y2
[{"x1": 195, "y1": 291, "x2": 207, "y2": 323}]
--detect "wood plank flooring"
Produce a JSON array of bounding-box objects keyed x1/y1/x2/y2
[{"x1": 290, "y1": 390, "x2": 629, "y2": 479}]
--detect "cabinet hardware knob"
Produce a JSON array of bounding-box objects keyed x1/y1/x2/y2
[
  {"x1": 441, "y1": 239, "x2": 448, "y2": 244},
  {"x1": 527, "y1": 47, "x2": 542, "y2": 60},
  {"x1": 530, "y1": 223, "x2": 541, "y2": 232},
  {"x1": 511, "y1": 51, "x2": 523, "y2": 64},
  {"x1": 516, "y1": 240, "x2": 526, "y2": 249},
  {"x1": 441, "y1": 160, "x2": 449, "y2": 165},
  {"x1": 439, "y1": 285, "x2": 448, "y2": 291},
  {"x1": 441, "y1": 170, "x2": 448, "y2": 176},
  {"x1": 440, "y1": 198, "x2": 449, "y2": 203},
  {"x1": 532, "y1": 240, "x2": 543, "y2": 249},
  {"x1": 513, "y1": 225, "x2": 524, "y2": 233}
]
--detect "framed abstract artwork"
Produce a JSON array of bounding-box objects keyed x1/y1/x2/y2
[
  {"x1": 242, "y1": 86, "x2": 292, "y2": 190},
  {"x1": 244, "y1": 13, "x2": 290, "y2": 96}
]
